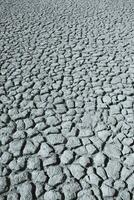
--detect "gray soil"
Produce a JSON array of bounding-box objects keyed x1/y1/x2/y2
[{"x1": 0, "y1": 0, "x2": 134, "y2": 199}]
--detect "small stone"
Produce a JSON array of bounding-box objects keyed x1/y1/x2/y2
[
  {"x1": 27, "y1": 156, "x2": 41, "y2": 170},
  {"x1": 60, "y1": 150, "x2": 74, "y2": 164},
  {"x1": 31, "y1": 135, "x2": 44, "y2": 147},
  {"x1": 0, "y1": 151, "x2": 13, "y2": 164},
  {"x1": 97, "y1": 130, "x2": 111, "y2": 142},
  {"x1": 0, "y1": 113, "x2": 9, "y2": 123},
  {"x1": 47, "y1": 165, "x2": 62, "y2": 177},
  {"x1": 121, "y1": 166, "x2": 132, "y2": 181},
  {"x1": 35, "y1": 183, "x2": 44, "y2": 198},
  {"x1": 46, "y1": 134, "x2": 65, "y2": 145},
  {"x1": 89, "y1": 173, "x2": 102, "y2": 186},
  {"x1": 62, "y1": 179, "x2": 81, "y2": 200},
  {"x1": 0, "y1": 177, "x2": 8, "y2": 194},
  {"x1": 104, "y1": 143, "x2": 121, "y2": 159},
  {"x1": 78, "y1": 155, "x2": 91, "y2": 167},
  {"x1": 95, "y1": 123, "x2": 106, "y2": 132},
  {"x1": 77, "y1": 189, "x2": 92, "y2": 199},
  {"x1": 38, "y1": 142, "x2": 53, "y2": 157},
  {"x1": 124, "y1": 153, "x2": 134, "y2": 167},
  {"x1": 47, "y1": 166, "x2": 64, "y2": 186},
  {"x1": 55, "y1": 104, "x2": 67, "y2": 114},
  {"x1": 32, "y1": 170, "x2": 47, "y2": 183},
  {"x1": 122, "y1": 138, "x2": 133, "y2": 146},
  {"x1": 17, "y1": 182, "x2": 32, "y2": 200},
  {"x1": 66, "y1": 137, "x2": 81, "y2": 149},
  {"x1": 110, "y1": 105, "x2": 121, "y2": 115},
  {"x1": 46, "y1": 116, "x2": 60, "y2": 126},
  {"x1": 48, "y1": 173, "x2": 65, "y2": 186},
  {"x1": 122, "y1": 145, "x2": 131, "y2": 155},
  {"x1": 24, "y1": 118, "x2": 34, "y2": 129},
  {"x1": 108, "y1": 116, "x2": 117, "y2": 126},
  {"x1": 54, "y1": 144, "x2": 65, "y2": 154},
  {"x1": 106, "y1": 160, "x2": 121, "y2": 180},
  {"x1": 62, "y1": 121, "x2": 72, "y2": 131},
  {"x1": 96, "y1": 167, "x2": 107, "y2": 180},
  {"x1": 126, "y1": 173, "x2": 134, "y2": 191},
  {"x1": 44, "y1": 190, "x2": 62, "y2": 200},
  {"x1": 23, "y1": 140, "x2": 37, "y2": 155},
  {"x1": 103, "y1": 95, "x2": 111, "y2": 104},
  {"x1": 16, "y1": 119, "x2": 25, "y2": 130},
  {"x1": 118, "y1": 94, "x2": 125, "y2": 101},
  {"x1": 119, "y1": 190, "x2": 131, "y2": 200},
  {"x1": 101, "y1": 184, "x2": 116, "y2": 197},
  {"x1": 74, "y1": 146, "x2": 88, "y2": 156},
  {"x1": 43, "y1": 154, "x2": 57, "y2": 166},
  {"x1": 7, "y1": 192, "x2": 19, "y2": 200},
  {"x1": 69, "y1": 164, "x2": 85, "y2": 180},
  {"x1": 122, "y1": 100, "x2": 133, "y2": 108},
  {"x1": 86, "y1": 144, "x2": 97, "y2": 155},
  {"x1": 10, "y1": 171, "x2": 28, "y2": 185},
  {"x1": 13, "y1": 130, "x2": 26, "y2": 139},
  {"x1": 79, "y1": 128, "x2": 93, "y2": 138},
  {"x1": 94, "y1": 152, "x2": 106, "y2": 167},
  {"x1": 35, "y1": 122, "x2": 47, "y2": 131},
  {"x1": 9, "y1": 139, "x2": 24, "y2": 156},
  {"x1": 66, "y1": 99, "x2": 75, "y2": 108},
  {"x1": 114, "y1": 180, "x2": 125, "y2": 190}
]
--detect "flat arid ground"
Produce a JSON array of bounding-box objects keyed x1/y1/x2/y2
[{"x1": 0, "y1": 0, "x2": 134, "y2": 199}]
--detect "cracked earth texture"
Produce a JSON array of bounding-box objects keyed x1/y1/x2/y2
[{"x1": 0, "y1": 0, "x2": 134, "y2": 199}]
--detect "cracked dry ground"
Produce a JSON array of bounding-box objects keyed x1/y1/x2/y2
[{"x1": 0, "y1": 0, "x2": 134, "y2": 199}]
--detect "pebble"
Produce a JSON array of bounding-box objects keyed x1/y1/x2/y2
[
  {"x1": 106, "y1": 160, "x2": 121, "y2": 180},
  {"x1": 86, "y1": 144, "x2": 97, "y2": 155},
  {"x1": 43, "y1": 154, "x2": 57, "y2": 166},
  {"x1": 7, "y1": 192, "x2": 19, "y2": 200},
  {"x1": 55, "y1": 104, "x2": 67, "y2": 114},
  {"x1": 47, "y1": 166, "x2": 64, "y2": 186},
  {"x1": 119, "y1": 190, "x2": 131, "y2": 200},
  {"x1": 97, "y1": 130, "x2": 111, "y2": 142},
  {"x1": 44, "y1": 190, "x2": 61, "y2": 200},
  {"x1": 79, "y1": 128, "x2": 94, "y2": 138},
  {"x1": 38, "y1": 143, "x2": 53, "y2": 157},
  {"x1": 0, "y1": 152, "x2": 13, "y2": 164},
  {"x1": 94, "y1": 152, "x2": 106, "y2": 167},
  {"x1": 27, "y1": 156, "x2": 41, "y2": 170},
  {"x1": 66, "y1": 99, "x2": 75, "y2": 108},
  {"x1": 121, "y1": 166, "x2": 132, "y2": 181},
  {"x1": 62, "y1": 179, "x2": 81, "y2": 200},
  {"x1": 96, "y1": 167, "x2": 107, "y2": 180},
  {"x1": 17, "y1": 182, "x2": 33, "y2": 200},
  {"x1": 9, "y1": 139, "x2": 24, "y2": 156},
  {"x1": 46, "y1": 134, "x2": 65, "y2": 145},
  {"x1": 126, "y1": 173, "x2": 134, "y2": 191},
  {"x1": 66, "y1": 137, "x2": 81, "y2": 149},
  {"x1": 23, "y1": 140, "x2": 37, "y2": 155},
  {"x1": 32, "y1": 170, "x2": 47, "y2": 183},
  {"x1": 54, "y1": 144, "x2": 65, "y2": 154},
  {"x1": 77, "y1": 155, "x2": 91, "y2": 167},
  {"x1": 46, "y1": 116, "x2": 60, "y2": 126},
  {"x1": 124, "y1": 153, "x2": 134, "y2": 167},
  {"x1": 89, "y1": 173, "x2": 102, "y2": 186},
  {"x1": 10, "y1": 171, "x2": 29, "y2": 185},
  {"x1": 60, "y1": 150, "x2": 74, "y2": 164},
  {"x1": 104, "y1": 143, "x2": 121, "y2": 159},
  {"x1": 101, "y1": 183, "x2": 116, "y2": 197},
  {"x1": 69, "y1": 164, "x2": 85, "y2": 180},
  {"x1": 0, "y1": 177, "x2": 8, "y2": 194},
  {"x1": 35, "y1": 122, "x2": 47, "y2": 131},
  {"x1": 103, "y1": 95, "x2": 111, "y2": 104}
]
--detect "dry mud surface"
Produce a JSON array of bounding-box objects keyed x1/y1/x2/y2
[{"x1": 0, "y1": 0, "x2": 134, "y2": 199}]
